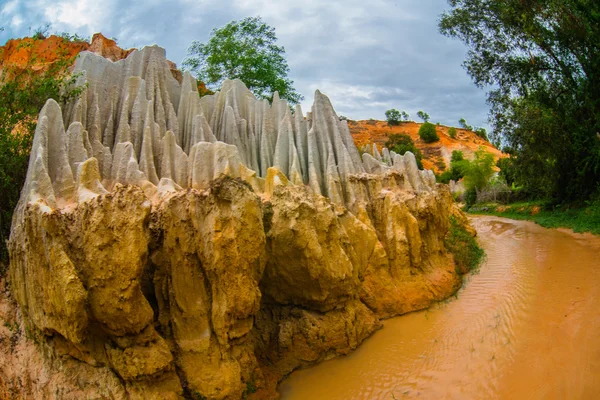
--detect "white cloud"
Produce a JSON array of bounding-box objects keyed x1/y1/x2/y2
[
  {"x1": 10, "y1": 15, "x2": 23, "y2": 29},
  {"x1": 41, "y1": 0, "x2": 114, "y2": 31},
  {"x1": 1, "y1": 0, "x2": 20, "y2": 15}
]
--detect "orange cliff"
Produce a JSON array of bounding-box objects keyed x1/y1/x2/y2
[
  {"x1": 349, "y1": 120, "x2": 504, "y2": 173},
  {"x1": 0, "y1": 33, "x2": 183, "y2": 83}
]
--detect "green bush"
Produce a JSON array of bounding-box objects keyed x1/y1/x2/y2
[
  {"x1": 437, "y1": 151, "x2": 469, "y2": 184},
  {"x1": 475, "y1": 127, "x2": 488, "y2": 141},
  {"x1": 496, "y1": 157, "x2": 517, "y2": 187},
  {"x1": 418, "y1": 122, "x2": 439, "y2": 143},
  {"x1": 385, "y1": 133, "x2": 423, "y2": 169},
  {"x1": 463, "y1": 148, "x2": 495, "y2": 192},
  {"x1": 451, "y1": 150, "x2": 464, "y2": 162},
  {"x1": 385, "y1": 109, "x2": 402, "y2": 126},
  {"x1": 464, "y1": 187, "x2": 478, "y2": 208},
  {"x1": 0, "y1": 34, "x2": 85, "y2": 265},
  {"x1": 445, "y1": 216, "x2": 485, "y2": 274},
  {"x1": 448, "y1": 127, "x2": 457, "y2": 139}
]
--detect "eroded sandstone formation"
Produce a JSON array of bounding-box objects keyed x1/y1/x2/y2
[{"x1": 5, "y1": 45, "x2": 470, "y2": 399}]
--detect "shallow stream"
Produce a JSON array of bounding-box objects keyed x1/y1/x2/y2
[{"x1": 279, "y1": 216, "x2": 600, "y2": 399}]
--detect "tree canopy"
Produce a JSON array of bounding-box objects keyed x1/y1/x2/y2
[
  {"x1": 385, "y1": 109, "x2": 402, "y2": 125},
  {"x1": 418, "y1": 122, "x2": 439, "y2": 143},
  {"x1": 183, "y1": 16, "x2": 303, "y2": 104},
  {"x1": 440, "y1": 0, "x2": 600, "y2": 202}
]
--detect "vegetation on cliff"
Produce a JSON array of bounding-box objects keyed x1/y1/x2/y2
[
  {"x1": 385, "y1": 133, "x2": 423, "y2": 169},
  {"x1": 418, "y1": 122, "x2": 439, "y2": 143},
  {"x1": 0, "y1": 33, "x2": 84, "y2": 265}
]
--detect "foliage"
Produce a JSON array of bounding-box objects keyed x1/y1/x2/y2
[
  {"x1": 445, "y1": 216, "x2": 485, "y2": 274},
  {"x1": 438, "y1": 150, "x2": 469, "y2": 183},
  {"x1": 448, "y1": 126, "x2": 457, "y2": 138},
  {"x1": 385, "y1": 108, "x2": 402, "y2": 125},
  {"x1": 401, "y1": 111, "x2": 410, "y2": 121},
  {"x1": 458, "y1": 118, "x2": 472, "y2": 131},
  {"x1": 462, "y1": 147, "x2": 495, "y2": 192},
  {"x1": 451, "y1": 150, "x2": 464, "y2": 163},
  {"x1": 416, "y1": 110, "x2": 430, "y2": 122},
  {"x1": 0, "y1": 33, "x2": 85, "y2": 265},
  {"x1": 183, "y1": 16, "x2": 302, "y2": 104},
  {"x1": 418, "y1": 122, "x2": 439, "y2": 143},
  {"x1": 242, "y1": 380, "x2": 258, "y2": 399},
  {"x1": 385, "y1": 133, "x2": 424, "y2": 169},
  {"x1": 464, "y1": 187, "x2": 478, "y2": 208},
  {"x1": 440, "y1": 0, "x2": 600, "y2": 202},
  {"x1": 474, "y1": 127, "x2": 488, "y2": 141},
  {"x1": 496, "y1": 156, "x2": 517, "y2": 187}
]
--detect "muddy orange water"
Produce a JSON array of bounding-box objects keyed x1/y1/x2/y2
[{"x1": 279, "y1": 216, "x2": 600, "y2": 399}]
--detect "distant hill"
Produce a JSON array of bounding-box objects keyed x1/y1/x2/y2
[{"x1": 348, "y1": 120, "x2": 503, "y2": 173}]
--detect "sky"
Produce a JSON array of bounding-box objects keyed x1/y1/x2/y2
[{"x1": 0, "y1": 0, "x2": 490, "y2": 129}]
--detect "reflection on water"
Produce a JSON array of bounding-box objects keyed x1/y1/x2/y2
[{"x1": 278, "y1": 216, "x2": 600, "y2": 399}]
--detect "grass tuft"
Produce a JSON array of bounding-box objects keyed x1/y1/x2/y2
[{"x1": 445, "y1": 216, "x2": 485, "y2": 274}]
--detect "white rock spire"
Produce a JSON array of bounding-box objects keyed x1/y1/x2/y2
[{"x1": 16, "y1": 45, "x2": 435, "y2": 223}]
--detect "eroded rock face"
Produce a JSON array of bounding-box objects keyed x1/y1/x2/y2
[{"x1": 5, "y1": 45, "x2": 474, "y2": 399}]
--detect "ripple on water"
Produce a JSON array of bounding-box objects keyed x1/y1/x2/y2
[{"x1": 278, "y1": 216, "x2": 600, "y2": 400}]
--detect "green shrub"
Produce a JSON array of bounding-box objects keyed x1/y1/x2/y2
[
  {"x1": 496, "y1": 157, "x2": 517, "y2": 186},
  {"x1": 448, "y1": 127, "x2": 457, "y2": 139},
  {"x1": 418, "y1": 122, "x2": 439, "y2": 143},
  {"x1": 451, "y1": 150, "x2": 464, "y2": 162},
  {"x1": 463, "y1": 148, "x2": 495, "y2": 192},
  {"x1": 438, "y1": 170, "x2": 453, "y2": 184},
  {"x1": 385, "y1": 109, "x2": 402, "y2": 125},
  {"x1": 445, "y1": 216, "x2": 485, "y2": 274},
  {"x1": 385, "y1": 133, "x2": 423, "y2": 169},
  {"x1": 475, "y1": 127, "x2": 488, "y2": 141},
  {"x1": 0, "y1": 33, "x2": 86, "y2": 265},
  {"x1": 464, "y1": 188, "x2": 478, "y2": 208}
]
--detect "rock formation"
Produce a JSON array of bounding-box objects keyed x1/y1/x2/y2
[{"x1": 5, "y1": 45, "x2": 472, "y2": 399}]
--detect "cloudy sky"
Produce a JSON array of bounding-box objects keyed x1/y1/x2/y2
[{"x1": 1, "y1": 0, "x2": 489, "y2": 129}]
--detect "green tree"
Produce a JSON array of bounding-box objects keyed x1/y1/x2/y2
[
  {"x1": 418, "y1": 122, "x2": 439, "y2": 143},
  {"x1": 496, "y1": 156, "x2": 517, "y2": 187},
  {"x1": 463, "y1": 148, "x2": 495, "y2": 192},
  {"x1": 0, "y1": 34, "x2": 85, "y2": 265},
  {"x1": 183, "y1": 16, "x2": 303, "y2": 104},
  {"x1": 385, "y1": 133, "x2": 423, "y2": 169},
  {"x1": 385, "y1": 109, "x2": 402, "y2": 125},
  {"x1": 416, "y1": 110, "x2": 430, "y2": 122},
  {"x1": 458, "y1": 118, "x2": 472, "y2": 131},
  {"x1": 438, "y1": 150, "x2": 469, "y2": 183},
  {"x1": 440, "y1": 1, "x2": 600, "y2": 202},
  {"x1": 401, "y1": 111, "x2": 410, "y2": 121}
]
